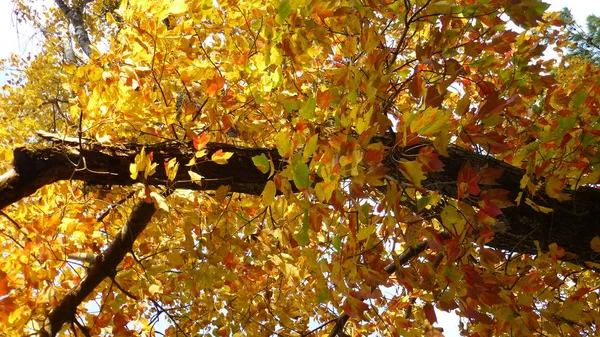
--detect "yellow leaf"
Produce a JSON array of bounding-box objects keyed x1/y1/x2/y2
[
  {"x1": 135, "y1": 147, "x2": 147, "y2": 171},
  {"x1": 148, "y1": 283, "x2": 163, "y2": 295},
  {"x1": 545, "y1": 175, "x2": 570, "y2": 201},
  {"x1": 357, "y1": 225, "x2": 376, "y2": 241},
  {"x1": 211, "y1": 150, "x2": 233, "y2": 164},
  {"x1": 455, "y1": 92, "x2": 470, "y2": 116},
  {"x1": 432, "y1": 127, "x2": 450, "y2": 157},
  {"x1": 214, "y1": 185, "x2": 231, "y2": 203},
  {"x1": 195, "y1": 149, "x2": 207, "y2": 158},
  {"x1": 525, "y1": 198, "x2": 553, "y2": 213},
  {"x1": 59, "y1": 218, "x2": 79, "y2": 235},
  {"x1": 591, "y1": 236, "x2": 600, "y2": 253},
  {"x1": 356, "y1": 107, "x2": 373, "y2": 134},
  {"x1": 150, "y1": 192, "x2": 169, "y2": 212},
  {"x1": 8, "y1": 306, "x2": 27, "y2": 326},
  {"x1": 167, "y1": 251, "x2": 185, "y2": 268},
  {"x1": 441, "y1": 204, "x2": 466, "y2": 236},
  {"x1": 410, "y1": 107, "x2": 450, "y2": 136},
  {"x1": 189, "y1": 171, "x2": 203, "y2": 184},
  {"x1": 106, "y1": 12, "x2": 116, "y2": 25},
  {"x1": 95, "y1": 133, "x2": 112, "y2": 144},
  {"x1": 261, "y1": 180, "x2": 277, "y2": 206},
  {"x1": 144, "y1": 161, "x2": 158, "y2": 179},
  {"x1": 168, "y1": 0, "x2": 189, "y2": 15},
  {"x1": 275, "y1": 131, "x2": 291, "y2": 157},
  {"x1": 166, "y1": 158, "x2": 179, "y2": 181},
  {"x1": 398, "y1": 160, "x2": 426, "y2": 187},
  {"x1": 303, "y1": 134, "x2": 319, "y2": 161},
  {"x1": 130, "y1": 163, "x2": 138, "y2": 180}
]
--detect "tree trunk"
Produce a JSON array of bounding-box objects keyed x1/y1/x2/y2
[{"x1": 1, "y1": 133, "x2": 599, "y2": 266}]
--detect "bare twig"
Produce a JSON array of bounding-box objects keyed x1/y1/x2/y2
[{"x1": 327, "y1": 241, "x2": 429, "y2": 337}]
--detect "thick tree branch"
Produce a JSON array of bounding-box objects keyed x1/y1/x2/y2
[
  {"x1": 59, "y1": 28, "x2": 77, "y2": 63},
  {"x1": 0, "y1": 134, "x2": 282, "y2": 210},
  {"x1": 384, "y1": 143, "x2": 600, "y2": 265},
  {"x1": 1, "y1": 132, "x2": 599, "y2": 266},
  {"x1": 39, "y1": 200, "x2": 156, "y2": 337},
  {"x1": 54, "y1": 0, "x2": 92, "y2": 57}
]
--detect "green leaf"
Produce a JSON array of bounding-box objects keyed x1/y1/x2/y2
[
  {"x1": 572, "y1": 89, "x2": 587, "y2": 108},
  {"x1": 303, "y1": 134, "x2": 319, "y2": 160},
  {"x1": 316, "y1": 285, "x2": 330, "y2": 303},
  {"x1": 293, "y1": 161, "x2": 311, "y2": 190},
  {"x1": 276, "y1": 0, "x2": 293, "y2": 24},
  {"x1": 295, "y1": 209, "x2": 310, "y2": 245},
  {"x1": 252, "y1": 154, "x2": 270, "y2": 174},
  {"x1": 332, "y1": 236, "x2": 341, "y2": 251},
  {"x1": 455, "y1": 92, "x2": 470, "y2": 116},
  {"x1": 357, "y1": 224, "x2": 376, "y2": 241},
  {"x1": 417, "y1": 194, "x2": 433, "y2": 211},
  {"x1": 299, "y1": 97, "x2": 316, "y2": 119}
]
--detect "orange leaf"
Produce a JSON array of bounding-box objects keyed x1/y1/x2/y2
[
  {"x1": 0, "y1": 271, "x2": 12, "y2": 297},
  {"x1": 193, "y1": 132, "x2": 211, "y2": 151},
  {"x1": 211, "y1": 150, "x2": 233, "y2": 164},
  {"x1": 317, "y1": 89, "x2": 333, "y2": 109},
  {"x1": 207, "y1": 74, "x2": 225, "y2": 96}
]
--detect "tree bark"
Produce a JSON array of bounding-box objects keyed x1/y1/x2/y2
[
  {"x1": 54, "y1": 0, "x2": 93, "y2": 58},
  {"x1": 1, "y1": 132, "x2": 599, "y2": 266},
  {"x1": 39, "y1": 200, "x2": 156, "y2": 337}
]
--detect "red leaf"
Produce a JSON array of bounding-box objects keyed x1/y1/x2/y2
[
  {"x1": 480, "y1": 247, "x2": 504, "y2": 265},
  {"x1": 477, "y1": 81, "x2": 496, "y2": 97},
  {"x1": 480, "y1": 167, "x2": 504, "y2": 185},
  {"x1": 457, "y1": 162, "x2": 480, "y2": 199},
  {"x1": 480, "y1": 189, "x2": 514, "y2": 208},
  {"x1": 112, "y1": 314, "x2": 130, "y2": 335},
  {"x1": 409, "y1": 66, "x2": 423, "y2": 99},
  {"x1": 470, "y1": 132, "x2": 509, "y2": 154},
  {"x1": 478, "y1": 195, "x2": 503, "y2": 218},
  {"x1": 222, "y1": 251, "x2": 236, "y2": 269},
  {"x1": 464, "y1": 305, "x2": 494, "y2": 325},
  {"x1": 342, "y1": 296, "x2": 369, "y2": 319},
  {"x1": 424, "y1": 302, "x2": 437, "y2": 324},
  {"x1": 417, "y1": 146, "x2": 444, "y2": 172}
]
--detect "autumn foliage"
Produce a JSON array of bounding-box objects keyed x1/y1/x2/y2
[{"x1": 1, "y1": 0, "x2": 600, "y2": 336}]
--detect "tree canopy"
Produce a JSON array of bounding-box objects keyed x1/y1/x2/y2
[
  {"x1": 1, "y1": 0, "x2": 600, "y2": 336},
  {"x1": 562, "y1": 8, "x2": 600, "y2": 65}
]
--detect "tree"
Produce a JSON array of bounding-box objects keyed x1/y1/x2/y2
[
  {"x1": 561, "y1": 8, "x2": 600, "y2": 65},
  {"x1": 1, "y1": 0, "x2": 599, "y2": 336}
]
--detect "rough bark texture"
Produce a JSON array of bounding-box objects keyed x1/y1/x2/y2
[
  {"x1": 39, "y1": 200, "x2": 156, "y2": 337},
  {"x1": 54, "y1": 0, "x2": 92, "y2": 57},
  {"x1": 0, "y1": 136, "x2": 282, "y2": 210},
  {"x1": 2, "y1": 134, "x2": 599, "y2": 266},
  {"x1": 386, "y1": 144, "x2": 600, "y2": 265}
]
